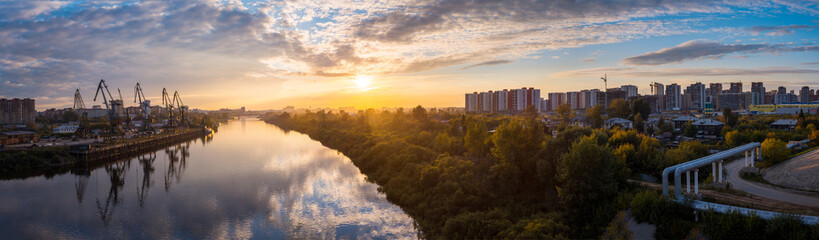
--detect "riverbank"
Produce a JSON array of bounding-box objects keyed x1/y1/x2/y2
[{"x1": 0, "y1": 128, "x2": 208, "y2": 178}]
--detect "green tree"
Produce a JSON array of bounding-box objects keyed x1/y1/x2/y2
[
  {"x1": 464, "y1": 117, "x2": 491, "y2": 157},
  {"x1": 724, "y1": 130, "x2": 740, "y2": 147},
  {"x1": 62, "y1": 111, "x2": 79, "y2": 122},
  {"x1": 558, "y1": 134, "x2": 627, "y2": 237},
  {"x1": 586, "y1": 105, "x2": 604, "y2": 129},
  {"x1": 631, "y1": 98, "x2": 650, "y2": 121},
  {"x1": 762, "y1": 138, "x2": 790, "y2": 167},
  {"x1": 602, "y1": 211, "x2": 633, "y2": 240},
  {"x1": 412, "y1": 105, "x2": 428, "y2": 122},
  {"x1": 722, "y1": 108, "x2": 738, "y2": 128},
  {"x1": 683, "y1": 123, "x2": 697, "y2": 137},
  {"x1": 633, "y1": 113, "x2": 645, "y2": 133},
  {"x1": 608, "y1": 99, "x2": 630, "y2": 119},
  {"x1": 557, "y1": 103, "x2": 574, "y2": 124}
]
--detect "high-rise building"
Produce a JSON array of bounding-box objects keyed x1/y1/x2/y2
[
  {"x1": 620, "y1": 85, "x2": 638, "y2": 99},
  {"x1": 665, "y1": 84, "x2": 682, "y2": 110},
  {"x1": 465, "y1": 92, "x2": 478, "y2": 112},
  {"x1": 800, "y1": 86, "x2": 811, "y2": 102},
  {"x1": 778, "y1": 86, "x2": 787, "y2": 94},
  {"x1": 651, "y1": 83, "x2": 664, "y2": 112},
  {"x1": 729, "y1": 82, "x2": 743, "y2": 93},
  {"x1": 492, "y1": 90, "x2": 508, "y2": 112},
  {"x1": 684, "y1": 82, "x2": 706, "y2": 111},
  {"x1": 567, "y1": 91, "x2": 580, "y2": 110},
  {"x1": 479, "y1": 92, "x2": 492, "y2": 112},
  {"x1": 549, "y1": 92, "x2": 566, "y2": 111},
  {"x1": 582, "y1": 89, "x2": 600, "y2": 109},
  {"x1": 751, "y1": 82, "x2": 765, "y2": 105},
  {"x1": 0, "y1": 98, "x2": 36, "y2": 124},
  {"x1": 707, "y1": 83, "x2": 723, "y2": 110}
]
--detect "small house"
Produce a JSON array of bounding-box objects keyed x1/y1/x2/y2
[
  {"x1": 691, "y1": 119, "x2": 724, "y2": 136},
  {"x1": 603, "y1": 118, "x2": 633, "y2": 130},
  {"x1": 770, "y1": 119, "x2": 798, "y2": 130}
]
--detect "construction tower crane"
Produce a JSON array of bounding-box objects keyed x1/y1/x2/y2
[
  {"x1": 93, "y1": 79, "x2": 124, "y2": 137},
  {"x1": 173, "y1": 91, "x2": 188, "y2": 127},
  {"x1": 134, "y1": 83, "x2": 154, "y2": 133},
  {"x1": 162, "y1": 88, "x2": 175, "y2": 130},
  {"x1": 73, "y1": 89, "x2": 90, "y2": 138}
]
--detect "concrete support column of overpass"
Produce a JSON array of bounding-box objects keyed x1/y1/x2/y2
[
  {"x1": 745, "y1": 151, "x2": 749, "y2": 167},
  {"x1": 695, "y1": 169, "x2": 699, "y2": 195},
  {"x1": 751, "y1": 148, "x2": 756, "y2": 168},
  {"x1": 719, "y1": 160, "x2": 723, "y2": 183},
  {"x1": 712, "y1": 162, "x2": 716, "y2": 179},
  {"x1": 686, "y1": 171, "x2": 691, "y2": 193}
]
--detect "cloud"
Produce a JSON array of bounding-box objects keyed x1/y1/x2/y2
[
  {"x1": 580, "y1": 57, "x2": 596, "y2": 63},
  {"x1": 460, "y1": 60, "x2": 513, "y2": 70},
  {"x1": 746, "y1": 25, "x2": 816, "y2": 36},
  {"x1": 352, "y1": 0, "x2": 720, "y2": 42},
  {"x1": 553, "y1": 67, "x2": 819, "y2": 78},
  {"x1": 622, "y1": 40, "x2": 819, "y2": 66},
  {"x1": 0, "y1": 1, "x2": 68, "y2": 21}
]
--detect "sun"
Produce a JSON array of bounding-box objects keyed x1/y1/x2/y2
[{"x1": 353, "y1": 75, "x2": 373, "y2": 91}]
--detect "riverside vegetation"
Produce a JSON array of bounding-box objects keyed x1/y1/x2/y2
[{"x1": 262, "y1": 105, "x2": 819, "y2": 239}]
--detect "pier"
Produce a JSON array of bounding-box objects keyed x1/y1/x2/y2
[{"x1": 70, "y1": 128, "x2": 207, "y2": 163}]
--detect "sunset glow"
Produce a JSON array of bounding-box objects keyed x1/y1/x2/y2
[{"x1": 0, "y1": 1, "x2": 817, "y2": 110}]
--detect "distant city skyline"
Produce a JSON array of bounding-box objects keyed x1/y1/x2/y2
[{"x1": 1, "y1": 1, "x2": 818, "y2": 110}]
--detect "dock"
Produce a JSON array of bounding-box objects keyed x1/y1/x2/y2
[{"x1": 70, "y1": 128, "x2": 207, "y2": 163}]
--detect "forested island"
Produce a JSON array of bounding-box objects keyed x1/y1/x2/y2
[{"x1": 263, "y1": 105, "x2": 819, "y2": 239}]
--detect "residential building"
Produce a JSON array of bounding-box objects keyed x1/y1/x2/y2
[
  {"x1": 770, "y1": 119, "x2": 798, "y2": 130},
  {"x1": 621, "y1": 85, "x2": 638, "y2": 99},
  {"x1": 729, "y1": 82, "x2": 743, "y2": 93},
  {"x1": 567, "y1": 91, "x2": 580, "y2": 110},
  {"x1": 800, "y1": 86, "x2": 811, "y2": 102},
  {"x1": 651, "y1": 82, "x2": 664, "y2": 112},
  {"x1": 672, "y1": 116, "x2": 699, "y2": 131},
  {"x1": 778, "y1": 86, "x2": 787, "y2": 94},
  {"x1": 665, "y1": 84, "x2": 682, "y2": 110},
  {"x1": 492, "y1": 90, "x2": 508, "y2": 113},
  {"x1": 718, "y1": 92, "x2": 751, "y2": 110},
  {"x1": 549, "y1": 92, "x2": 566, "y2": 111},
  {"x1": 692, "y1": 119, "x2": 724, "y2": 136},
  {"x1": 684, "y1": 82, "x2": 706, "y2": 111},
  {"x1": 0, "y1": 98, "x2": 36, "y2": 125},
  {"x1": 751, "y1": 82, "x2": 765, "y2": 105},
  {"x1": 603, "y1": 118, "x2": 633, "y2": 130},
  {"x1": 707, "y1": 83, "x2": 722, "y2": 111},
  {"x1": 465, "y1": 92, "x2": 478, "y2": 112},
  {"x1": 479, "y1": 92, "x2": 492, "y2": 112}
]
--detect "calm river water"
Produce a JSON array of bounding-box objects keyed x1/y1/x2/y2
[{"x1": 0, "y1": 118, "x2": 418, "y2": 239}]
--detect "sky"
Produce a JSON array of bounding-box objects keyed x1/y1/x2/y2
[{"x1": 0, "y1": 0, "x2": 818, "y2": 110}]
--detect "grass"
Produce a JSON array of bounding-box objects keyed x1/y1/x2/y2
[{"x1": 789, "y1": 144, "x2": 819, "y2": 159}]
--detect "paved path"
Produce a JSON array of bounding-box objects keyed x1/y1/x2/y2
[{"x1": 724, "y1": 158, "x2": 819, "y2": 208}]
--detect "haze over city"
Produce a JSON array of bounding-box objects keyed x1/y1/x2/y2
[{"x1": 1, "y1": 1, "x2": 818, "y2": 110}]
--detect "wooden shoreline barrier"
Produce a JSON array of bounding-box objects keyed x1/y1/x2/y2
[{"x1": 70, "y1": 128, "x2": 207, "y2": 164}]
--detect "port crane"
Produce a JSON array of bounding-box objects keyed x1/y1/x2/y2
[
  {"x1": 117, "y1": 88, "x2": 133, "y2": 132},
  {"x1": 162, "y1": 88, "x2": 175, "y2": 130},
  {"x1": 93, "y1": 79, "x2": 124, "y2": 137},
  {"x1": 173, "y1": 91, "x2": 188, "y2": 127},
  {"x1": 73, "y1": 89, "x2": 91, "y2": 138},
  {"x1": 134, "y1": 83, "x2": 154, "y2": 133}
]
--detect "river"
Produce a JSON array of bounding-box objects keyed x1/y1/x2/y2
[{"x1": 0, "y1": 118, "x2": 419, "y2": 239}]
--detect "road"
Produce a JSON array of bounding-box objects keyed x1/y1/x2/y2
[{"x1": 724, "y1": 158, "x2": 819, "y2": 208}]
